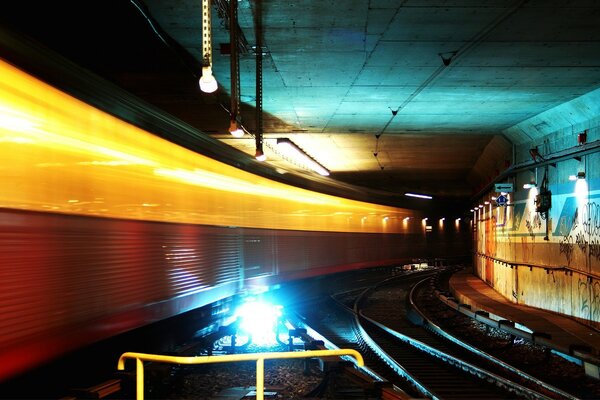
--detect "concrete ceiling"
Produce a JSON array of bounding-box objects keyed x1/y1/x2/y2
[
  {"x1": 143, "y1": 0, "x2": 600, "y2": 199},
  {"x1": 3, "y1": 1, "x2": 600, "y2": 202}
]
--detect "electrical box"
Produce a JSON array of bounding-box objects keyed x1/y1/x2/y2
[{"x1": 535, "y1": 190, "x2": 552, "y2": 213}]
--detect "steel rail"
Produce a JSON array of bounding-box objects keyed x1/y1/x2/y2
[
  {"x1": 355, "y1": 274, "x2": 555, "y2": 400},
  {"x1": 408, "y1": 276, "x2": 580, "y2": 400}
]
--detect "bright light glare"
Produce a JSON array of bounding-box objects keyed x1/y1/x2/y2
[
  {"x1": 235, "y1": 300, "x2": 282, "y2": 345},
  {"x1": 575, "y1": 178, "x2": 588, "y2": 222}
]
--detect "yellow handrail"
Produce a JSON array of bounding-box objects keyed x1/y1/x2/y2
[{"x1": 118, "y1": 349, "x2": 364, "y2": 400}]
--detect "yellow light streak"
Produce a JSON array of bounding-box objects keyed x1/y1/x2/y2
[{"x1": 0, "y1": 59, "x2": 417, "y2": 233}]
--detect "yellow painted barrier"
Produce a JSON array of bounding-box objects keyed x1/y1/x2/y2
[{"x1": 117, "y1": 349, "x2": 364, "y2": 400}]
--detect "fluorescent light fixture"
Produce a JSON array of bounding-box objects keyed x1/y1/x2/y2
[
  {"x1": 276, "y1": 138, "x2": 329, "y2": 176},
  {"x1": 229, "y1": 119, "x2": 244, "y2": 137},
  {"x1": 523, "y1": 182, "x2": 536, "y2": 189},
  {"x1": 405, "y1": 192, "x2": 433, "y2": 200}
]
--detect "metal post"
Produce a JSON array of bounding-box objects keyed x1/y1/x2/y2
[
  {"x1": 256, "y1": 357, "x2": 264, "y2": 400},
  {"x1": 230, "y1": 0, "x2": 240, "y2": 122},
  {"x1": 255, "y1": 0, "x2": 263, "y2": 157},
  {"x1": 136, "y1": 358, "x2": 144, "y2": 400}
]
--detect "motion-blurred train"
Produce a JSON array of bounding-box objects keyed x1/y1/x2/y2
[{"x1": 0, "y1": 29, "x2": 467, "y2": 381}]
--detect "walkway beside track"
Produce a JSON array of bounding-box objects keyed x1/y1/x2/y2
[{"x1": 448, "y1": 271, "x2": 600, "y2": 378}]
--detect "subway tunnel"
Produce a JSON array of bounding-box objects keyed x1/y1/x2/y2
[{"x1": 1, "y1": 1, "x2": 600, "y2": 396}]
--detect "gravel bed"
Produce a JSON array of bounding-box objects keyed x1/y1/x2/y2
[{"x1": 161, "y1": 344, "x2": 327, "y2": 399}]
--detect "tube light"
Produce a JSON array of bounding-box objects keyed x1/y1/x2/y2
[
  {"x1": 523, "y1": 182, "x2": 536, "y2": 189},
  {"x1": 405, "y1": 193, "x2": 433, "y2": 200},
  {"x1": 276, "y1": 138, "x2": 329, "y2": 176}
]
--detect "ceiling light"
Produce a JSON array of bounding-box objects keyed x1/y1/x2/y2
[
  {"x1": 523, "y1": 182, "x2": 536, "y2": 189},
  {"x1": 255, "y1": 148, "x2": 266, "y2": 162},
  {"x1": 199, "y1": 0, "x2": 218, "y2": 93},
  {"x1": 229, "y1": 119, "x2": 244, "y2": 137},
  {"x1": 276, "y1": 138, "x2": 329, "y2": 176},
  {"x1": 405, "y1": 193, "x2": 433, "y2": 200},
  {"x1": 199, "y1": 66, "x2": 218, "y2": 93}
]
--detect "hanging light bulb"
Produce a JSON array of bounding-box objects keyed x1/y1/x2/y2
[
  {"x1": 199, "y1": 0, "x2": 218, "y2": 93},
  {"x1": 255, "y1": 148, "x2": 267, "y2": 161},
  {"x1": 229, "y1": 119, "x2": 244, "y2": 137},
  {"x1": 199, "y1": 66, "x2": 218, "y2": 93}
]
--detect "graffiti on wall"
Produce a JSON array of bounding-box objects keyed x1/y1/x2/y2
[
  {"x1": 525, "y1": 212, "x2": 541, "y2": 238},
  {"x1": 578, "y1": 278, "x2": 600, "y2": 322},
  {"x1": 556, "y1": 201, "x2": 600, "y2": 263},
  {"x1": 559, "y1": 234, "x2": 574, "y2": 265},
  {"x1": 572, "y1": 202, "x2": 600, "y2": 261}
]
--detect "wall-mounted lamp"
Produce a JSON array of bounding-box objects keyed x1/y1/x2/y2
[
  {"x1": 276, "y1": 138, "x2": 329, "y2": 176},
  {"x1": 199, "y1": 0, "x2": 218, "y2": 93},
  {"x1": 568, "y1": 171, "x2": 586, "y2": 181}
]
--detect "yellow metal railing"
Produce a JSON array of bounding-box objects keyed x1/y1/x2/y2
[{"x1": 118, "y1": 349, "x2": 364, "y2": 400}]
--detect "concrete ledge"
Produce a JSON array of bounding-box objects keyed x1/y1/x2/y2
[{"x1": 441, "y1": 270, "x2": 600, "y2": 379}]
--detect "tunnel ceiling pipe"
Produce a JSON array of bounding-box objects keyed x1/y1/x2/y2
[
  {"x1": 471, "y1": 139, "x2": 600, "y2": 202},
  {"x1": 228, "y1": 0, "x2": 243, "y2": 137},
  {"x1": 199, "y1": 0, "x2": 218, "y2": 93}
]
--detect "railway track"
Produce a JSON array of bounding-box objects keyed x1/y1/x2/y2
[{"x1": 294, "y1": 268, "x2": 575, "y2": 399}]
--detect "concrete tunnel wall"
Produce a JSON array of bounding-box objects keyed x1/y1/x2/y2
[{"x1": 473, "y1": 88, "x2": 600, "y2": 330}]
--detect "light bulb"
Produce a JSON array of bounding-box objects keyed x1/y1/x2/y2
[
  {"x1": 199, "y1": 66, "x2": 218, "y2": 93},
  {"x1": 255, "y1": 149, "x2": 267, "y2": 161},
  {"x1": 229, "y1": 120, "x2": 244, "y2": 137}
]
